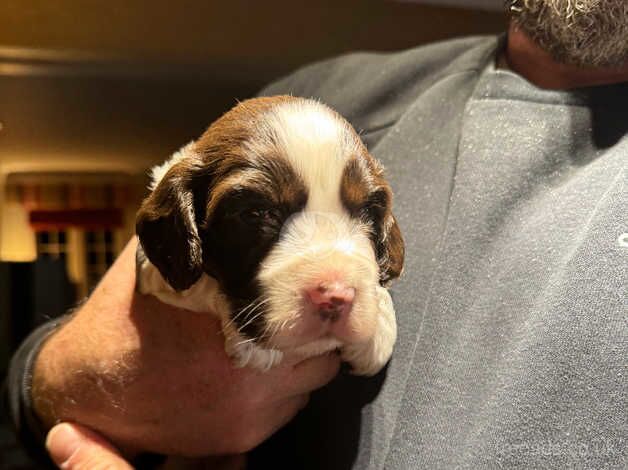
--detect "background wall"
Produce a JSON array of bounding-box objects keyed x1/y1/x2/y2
[
  {"x1": 397, "y1": 0, "x2": 503, "y2": 11},
  {"x1": 2, "y1": 1, "x2": 506, "y2": 66},
  {"x1": 1, "y1": 0, "x2": 506, "y2": 170}
]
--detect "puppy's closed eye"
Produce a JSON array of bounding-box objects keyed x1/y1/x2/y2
[
  {"x1": 221, "y1": 194, "x2": 288, "y2": 228},
  {"x1": 240, "y1": 208, "x2": 282, "y2": 224},
  {"x1": 137, "y1": 95, "x2": 404, "y2": 375}
]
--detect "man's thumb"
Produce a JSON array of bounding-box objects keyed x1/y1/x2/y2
[{"x1": 46, "y1": 422, "x2": 133, "y2": 469}]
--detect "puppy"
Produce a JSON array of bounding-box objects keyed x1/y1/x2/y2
[{"x1": 136, "y1": 96, "x2": 404, "y2": 376}]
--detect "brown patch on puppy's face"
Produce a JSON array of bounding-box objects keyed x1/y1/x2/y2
[
  {"x1": 138, "y1": 97, "x2": 309, "y2": 337},
  {"x1": 200, "y1": 162, "x2": 308, "y2": 338},
  {"x1": 137, "y1": 97, "x2": 298, "y2": 286},
  {"x1": 341, "y1": 156, "x2": 404, "y2": 285}
]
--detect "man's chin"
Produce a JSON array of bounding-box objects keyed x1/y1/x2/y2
[{"x1": 510, "y1": 0, "x2": 628, "y2": 68}]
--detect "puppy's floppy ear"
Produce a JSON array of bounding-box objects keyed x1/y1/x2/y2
[
  {"x1": 342, "y1": 156, "x2": 405, "y2": 285},
  {"x1": 136, "y1": 160, "x2": 206, "y2": 291},
  {"x1": 378, "y1": 213, "x2": 404, "y2": 285}
]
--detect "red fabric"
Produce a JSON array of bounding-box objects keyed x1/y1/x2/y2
[{"x1": 29, "y1": 209, "x2": 123, "y2": 230}]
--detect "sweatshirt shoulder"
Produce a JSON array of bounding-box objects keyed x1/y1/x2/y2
[{"x1": 259, "y1": 35, "x2": 501, "y2": 134}]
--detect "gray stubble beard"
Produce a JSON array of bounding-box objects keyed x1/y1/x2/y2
[{"x1": 509, "y1": 0, "x2": 628, "y2": 68}]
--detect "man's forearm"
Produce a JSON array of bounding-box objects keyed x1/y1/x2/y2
[
  {"x1": 4, "y1": 317, "x2": 67, "y2": 466},
  {"x1": 31, "y1": 315, "x2": 101, "y2": 433}
]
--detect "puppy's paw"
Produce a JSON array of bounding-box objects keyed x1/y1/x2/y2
[
  {"x1": 227, "y1": 339, "x2": 284, "y2": 371},
  {"x1": 342, "y1": 286, "x2": 397, "y2": 376}
]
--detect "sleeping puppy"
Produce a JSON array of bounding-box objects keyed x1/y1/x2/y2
[{"x1": 136, "y1": 95, "x2": 404, "y2": 376}]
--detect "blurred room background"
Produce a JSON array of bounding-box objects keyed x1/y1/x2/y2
[{"x1": 0, "y1": 0, "x2": 505, "y2": 466}]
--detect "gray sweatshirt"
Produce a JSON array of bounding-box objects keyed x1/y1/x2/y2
[{"x1": 251, "y1": 35, "x2": 627, "y2": 469}]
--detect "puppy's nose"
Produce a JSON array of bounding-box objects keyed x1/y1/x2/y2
[{"x1": 306, "y1": 282, "x2": 355, "y2": 321}]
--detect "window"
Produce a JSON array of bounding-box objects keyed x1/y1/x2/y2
[
  {"x1": 85, "y1": 230, "x2": 115, "y2": 291},
  {"x1": 36, "y1": 230, "x2": 68, "y2": 261},
  {"x1": 3, "y1": 172, "x2": 145, "y2": 300}
]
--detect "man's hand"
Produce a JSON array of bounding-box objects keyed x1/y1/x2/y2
[{"x1": 32, "y1": 238, "x2": 341, "y2": 458}]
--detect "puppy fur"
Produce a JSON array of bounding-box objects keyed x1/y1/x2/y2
[{"x1": 136, "y1": 96, "x2": 404, "y2": 375}]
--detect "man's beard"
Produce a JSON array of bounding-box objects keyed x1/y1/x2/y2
[{"x1": 509, "y1": 0, "x2": 628, "y2": 68}]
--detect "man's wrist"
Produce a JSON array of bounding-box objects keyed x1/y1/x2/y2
[
  {"x1": 4, "y1": 316, "x2": 69, "y2": 467},
  {"x1": 31, "y1": 319, "x2": 74, "y2": 431}
]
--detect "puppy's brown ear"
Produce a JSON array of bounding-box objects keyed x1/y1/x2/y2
[
  {"x1": 342, "y1": 156, "x2": 405, "y2": 286},
  {"x1": 378, "y1": 213, "x2": 404, "y2": 285},
  {"x1": 136, "y1": 161, "x2": 205, "y2": 291}
]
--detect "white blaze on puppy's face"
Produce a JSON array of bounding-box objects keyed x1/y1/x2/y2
[
  {"x1": 253, "y1": 100, "x2": 381, "y2": 352},
  {"x1": 265, "y1": 100, "x2": 359, "y2": 214}
]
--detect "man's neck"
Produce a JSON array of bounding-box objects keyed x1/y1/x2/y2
[{"x1": 504, "y1": 22, "x2": 628, "y2": 90}]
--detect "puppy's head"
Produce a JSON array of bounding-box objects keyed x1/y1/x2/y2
[{"x1": 137, "y1": 96, "x2": 404, "y2": 352}]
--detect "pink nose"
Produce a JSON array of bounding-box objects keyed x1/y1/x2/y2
[{"x1": 306, "y1": 282, "x2": 356, "y2": 322}]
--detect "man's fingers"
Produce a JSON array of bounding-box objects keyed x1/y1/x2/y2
[
  {"x1": 288, "y1": 352, "x2": 341, "y2": 394},
  {"x1": 46, "y1": 422, "x2": 133, "y2": 470}
]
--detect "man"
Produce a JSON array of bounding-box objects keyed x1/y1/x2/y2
[{"x1": 6, "y1": 1, "x2": 627, "y2": 468}]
